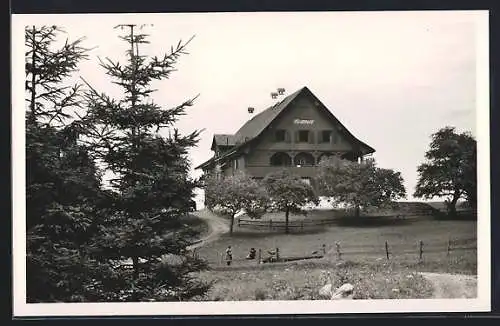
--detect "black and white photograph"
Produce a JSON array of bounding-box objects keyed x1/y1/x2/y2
[{"x1": 12, "y1": 10, "x2": 490, "y2": 316}]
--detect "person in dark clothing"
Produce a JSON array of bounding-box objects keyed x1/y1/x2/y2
[
  {"x1": 225, "y1": 246, "x2": 233, "y2": 266},
  {"x1": 246, "y1": 248, "x2": 256, "y2": 260}
]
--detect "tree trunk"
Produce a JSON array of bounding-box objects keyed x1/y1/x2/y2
[
  {"x1": 29, "y1": 26, "x2": 37, "y2": 125},
  {"x1": 448, "y1": 192, "x2": 460, "y2": 217},
  {"x1": 229, "y1": 214, "x2": 235, "y2": 235},
  {"x1": 285, "y1": 207, "x2": 290, "y2": 234},
  {"x1": 354, "y1": 205, "x2": 361, "y2": 218},
  {"x1": 132, "y1": 256, "x2": 139, "y2": 279}
]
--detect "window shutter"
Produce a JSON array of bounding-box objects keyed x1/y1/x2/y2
[
  {"x1": 317, "y1": 130, "x2": 323, "y2": 143},
  {"x1": 309, "y1": 130, "x2": 315, "y2": 144},
  {"x1": 294, "y1": 131, "x2": 299, "y2": 143},
  {"x1": 285, "y1": 130, "x2": 291, "y2": 143}
]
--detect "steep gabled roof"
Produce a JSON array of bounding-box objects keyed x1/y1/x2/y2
[
  {"x1": 232, "y1": 87, "x2": 304, "y2": 144},
  {"x1": 195, "y1": 86, "x2": 375, "y2": 170},
  {"x1": 301, "y1": 87, "x2": 376, "y2": 155}
]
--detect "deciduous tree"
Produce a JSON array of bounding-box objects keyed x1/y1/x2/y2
[
  {"x1": 316, "y1": 157, "x2": 406, "y2": 217},
  {"x1": 263, "y1": 170, "x2": 319, "y2": 234},
  {"x1": 204, "y1": 172, "x2": 269, "y2": 234},
  {"x1": 414, "y1": 126, "x2": 477, "y2": 215}
]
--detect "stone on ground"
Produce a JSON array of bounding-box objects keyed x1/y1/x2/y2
[
  {"x1": 318, "y1": 283, "x2": 333, "y2": 298},
  {"x1": 331, "y1": 283, "x2": 354, "y2": 300}
]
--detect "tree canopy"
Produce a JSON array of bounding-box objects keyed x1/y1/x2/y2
[
  {"x1": 25, "y1": 24, "x2": 211, "y2": 302},
  {"x1": 204, "y1": 172, "x2": 269, "y2": 234},
  {"x1": 414, "y1": 126, "x2": 477, "y2": 215},
  {"x1": 316, "y1": 156, "x2": 406, "y2": 216},
  {"x1": 263, "y1": 170, "x2": 319, "y2": 234},
  {"x1": 77, "y1": 24, "x2": 210, "y2": 301},
  {"x1": 25, "y1": 25, "x2": 113, "y2": 302}
]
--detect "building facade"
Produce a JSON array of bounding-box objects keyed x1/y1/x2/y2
[{"x1": 196, "y1": 86, "x2": 375, "y2": 189}]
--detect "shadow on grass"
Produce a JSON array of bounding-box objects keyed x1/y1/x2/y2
[
  {"x1": 332, "y1": 216, "x2": 414, "y2": 227},
  {"x1": 181, "y1": 213, "x2": 210, "y2": 237},
  {"x1": 230, "y1": 227, "x2": 328, "y2": 238},
  {"x1": 432, "y1": 213, "x2": 477, "y2": 221}
]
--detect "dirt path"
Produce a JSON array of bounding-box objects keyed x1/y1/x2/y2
[
  {"x1": 187, "y1": 209, "x2": 230, "y2": 250},
  {"x1": 419, "y1": 272, "x2": 477, "y2": 299}
]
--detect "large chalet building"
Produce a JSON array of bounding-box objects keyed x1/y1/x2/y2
[{"x1": 195, "y1": 86, "x2": 375, "y2": 190}]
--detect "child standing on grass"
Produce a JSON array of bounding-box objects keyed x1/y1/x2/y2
[{"x1": 225, "y1": 246, "x2": 233, "y2": 266}]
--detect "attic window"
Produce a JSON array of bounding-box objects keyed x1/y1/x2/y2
[
  {"x1": 320, "y1": 130, "x2": 332, "y2": 143},
  {"x1": 298, "y1": 130, "x2": 310, "y2": 143},
  {"x1": 275, "y1": 129, "x2": 286, "y2": 142}
]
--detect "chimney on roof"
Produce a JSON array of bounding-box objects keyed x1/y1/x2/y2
[
  {"x1": 270, "y1": 92, "x2": 278, "y2": 99},
  {"x1": 277, "y1": 87, "x2": 285, "y2": 95},
  {"x1": 248, "y1": 107, "x2": 254, "y2": 114}
]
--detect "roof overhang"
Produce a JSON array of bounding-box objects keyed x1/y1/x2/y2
[{"x1": 195, "y1": 137, "x2": 256, "y2": 170}]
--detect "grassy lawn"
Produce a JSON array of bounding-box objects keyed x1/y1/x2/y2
[
  {"x1": 197, "y1": 216, "x2": 476, "y2": 271},
  {"x1": 193, "y1": 260, "x2": 434, "y2": 301},
  {"x1": 191, "y1": 213, "x2": 476, "y2": 301},
  {"x1": 191, "y1": 207, "x2": 476, "y2": 301}
]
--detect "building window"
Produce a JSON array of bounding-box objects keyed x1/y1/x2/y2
[
  {"x1": 320, "y1": 130, "x2": 332, "y2": 143},
  {"x1": 301, "y1": 178, "x2": 311, "y2": 186},
  {"x1": 275, "y1": 129, "x2": 286, "y2": 142},
  {"x1": 297, "y1": 130, "x2": 310, "y2": 143},
  {"x1": 233, "y1": 159, "x2": 239, "y2": 169},
  {"x1": 294, "y1": 152, "x2": 315, "y2": 167},
  {"x1": 270, "y1": 152, "x2": 292, "y2": 166}
]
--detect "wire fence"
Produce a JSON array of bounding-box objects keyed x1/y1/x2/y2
[{"x1": 193, "y1": 236, "x2": 477, "y2": 268}]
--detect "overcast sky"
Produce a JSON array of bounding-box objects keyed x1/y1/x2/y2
[{"x1": 15, "y1": 11, "x2": 487, "y2": 203}]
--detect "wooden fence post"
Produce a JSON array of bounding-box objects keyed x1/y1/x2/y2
[
  {"x1": 336, "y1": 242, "x2": 342, "y2": 260},
  {"x1": 220, "y1": 252, "x2": 223, "y2": 265},
  {"x1": 237, "y1": 217, "x2": 240, "y2": 227},
  {"x1": 276, "y1": 247, "x2": 280, "y2": 262},
  {"x1": 385, "y1": 241, "x2": 390, "y2": 260},
  {"x1": 301, "y1": 220, "x2": 304, "y2": 231},
  {"x1": 269, "y1": 219, "x2": 273, "y2": 231},
  {"x1": 258, "y1": 248, "x2": 262, "y2": 264},
  {"x1": 419, "y1": 240, "x2": 424, "y2": 261},
  {"x1": 322, "y1": 244, "x2": 326, "y2": 255},
  {"x1": 447, "y1": 239, "x2": 451, "y2": 256}
]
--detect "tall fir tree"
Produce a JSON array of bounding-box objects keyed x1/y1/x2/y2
[
  {"x1": 25, "y1": 25, "x2": 112, "y2": 302},
  {"x1": 81, "y1": 25, "x2": 209, "y2": 301}
]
